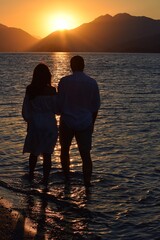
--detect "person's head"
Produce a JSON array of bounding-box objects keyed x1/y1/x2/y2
[
  {"x1": 70, "y1": 55, "x2": 85, "y2": 72},
  {"x1": 31, "y1": 63, "x2": 52, "y2": 88}
]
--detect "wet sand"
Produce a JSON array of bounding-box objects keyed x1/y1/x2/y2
[{"x1": 0, "y1": 198, "x2": 36, "y2": 240}]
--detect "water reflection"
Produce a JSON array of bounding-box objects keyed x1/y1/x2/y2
[
  {"x1": 1, "y1": 53, "x2": 159, "y2": 239},
  {"x1": 50, "y1": 52, "x2": 72, "y2": 86},
  {"x1": 26, "y1": 188, "x2": 48, "y2": 239},
  {"x1": 22, "y1": 181, "x2": 93, "y2": 239}
]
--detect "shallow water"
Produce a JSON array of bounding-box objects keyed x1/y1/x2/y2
[{"x1": 0, "y1": 52, "x2": 160, "y2": 239}]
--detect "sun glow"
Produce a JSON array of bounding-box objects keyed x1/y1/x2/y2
[
  {"x1": 54, "y1": 16, "x2": 69, "y2": 30},
  {"x1": 46, "y1": 13, "x2": 76, "y2": 33}
]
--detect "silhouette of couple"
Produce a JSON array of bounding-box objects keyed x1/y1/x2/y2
[{"x1": 22, "y1": 56, "x2": 100, "y2": 187}]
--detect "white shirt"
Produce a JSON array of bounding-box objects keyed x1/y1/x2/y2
[
  {"x1": 58, "y1": 71, "x2": 100, "y2": 130},
  {"x1": 22, "y1": 94, "x2": 58, "y2": 155}
]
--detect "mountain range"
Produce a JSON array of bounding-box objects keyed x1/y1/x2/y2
[
  {"x1": 0, "y1": 24, "x2": 38, "y2": 52},
  {"x1": 0, "y1": 13, "x2": 160, "y2": 52}
]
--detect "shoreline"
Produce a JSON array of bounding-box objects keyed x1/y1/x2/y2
[{"x1": 0, "y1": 197, "x2": 36, "y2": 240}]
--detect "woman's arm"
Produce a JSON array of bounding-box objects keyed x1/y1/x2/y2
[{"x1": 22, "y1": 94, "x2": 31, "y2": 122}]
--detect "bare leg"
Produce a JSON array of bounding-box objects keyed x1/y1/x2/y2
[
  {"x1": 42, "y1": 153, "x2": 51, "y2": 185},
  {"x1": 80, "y1": 150, "x2": 92, "y2": 187},
  {"x1": 60, "y1": 146, "x2": 70, "y2": 180},
  {"x1": 59, "y1": 121, "x2": 73, "y2": 181},
  {"x1": 29, "y1": 153, "x2": 37, "y2": 181}
]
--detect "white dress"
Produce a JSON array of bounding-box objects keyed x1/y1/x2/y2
[{"x1": 22, "y1": 93, "x2": 58, "y2": 156}]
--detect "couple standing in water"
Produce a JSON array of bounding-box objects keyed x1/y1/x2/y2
[{"x1": 22, "y1": 55, "x2": 100, "y2": 187}]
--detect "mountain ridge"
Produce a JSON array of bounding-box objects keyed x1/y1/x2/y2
[
  {"x1": 28, "y1": 13, "x2": 160, "y2": 52},
  {"x1": 0, "y1": 24, "x2": 38, "y2": 52},
  {"x1": 0, "y1": 13, "x2": 160, "y2": 52}
]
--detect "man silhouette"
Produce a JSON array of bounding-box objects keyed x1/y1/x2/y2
[{"x1": 58, "y1": 55, "x2": 100, "y2": 187}]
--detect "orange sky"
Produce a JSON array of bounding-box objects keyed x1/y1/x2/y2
[{"x1": 0, "y1": 0, "x2": 160, "y2": 38}]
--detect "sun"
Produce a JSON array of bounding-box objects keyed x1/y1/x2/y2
[
  {"x1": 46, "y1": 13, "x2": 75, "y2": 33},
  {"x1": 54, "y1": 16, "x2": 69, "y2": 30}
]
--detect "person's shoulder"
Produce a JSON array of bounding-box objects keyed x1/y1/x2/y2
[
  {"x1": 50, "y1": 86, "x2": 56, "y2": 92},
  {"x1": 45, "y1": 86, "x2": 57, "y2": 95},
  {"x1": 26, "y1": 84, "x2": 31, "y2": 90},
  {"x1": 61, "y1": 74, "x2": 72, "y2": 81},
  {"x1": 26, "y1": 84, "x2": 32, "y2": 94},
  {"x1": 59, "y1": 74, "x2": 73, "y2": 84},
  {"x1": 84, "y1": 73, "x2": 97, "y2": 83}
]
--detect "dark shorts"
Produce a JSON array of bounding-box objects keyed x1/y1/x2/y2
[{"x1": 59, "y1": 121, "x2": 93, "y2": 152}]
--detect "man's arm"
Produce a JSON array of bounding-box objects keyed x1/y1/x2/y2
[
  {"x1": 91, "y1": 111, "x2": 98, "y2": 133},
  {"x1": 92, "y1": 111, "x2": 98, "y2": 125}
]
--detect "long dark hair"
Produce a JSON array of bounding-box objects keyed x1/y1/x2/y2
[
  {"x1": 26, "y1": 63, "x2": 54, "y2": 99},
  {"x1": 31, "y1": 63, "x2": 51, "y2": 87}
]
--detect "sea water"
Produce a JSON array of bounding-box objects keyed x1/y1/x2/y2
[{"x1": 0, "y1": 52, "x2": 160, "y2": 239}]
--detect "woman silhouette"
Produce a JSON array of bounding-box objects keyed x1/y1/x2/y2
[{"x1": 22, "y1": 63, "x2": 58, "y2": 185}]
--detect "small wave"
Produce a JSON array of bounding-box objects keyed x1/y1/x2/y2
[
  {"x1": 0, "y1": 178, "x2": 104, "y2": 239},
  {"x1": 0, "y1": 178, "x2": 92, "y2": 216}
]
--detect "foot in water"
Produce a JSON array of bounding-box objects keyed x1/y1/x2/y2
[
  {"x1": 39, "y1": 178, "x2": 49, "y2": 186},
  {"x1": 84, "y1": 181, "x2": 92, "y2": 188},
  {"x1": 28, "y1": 172, "x2": 34, "y2": 182}
]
